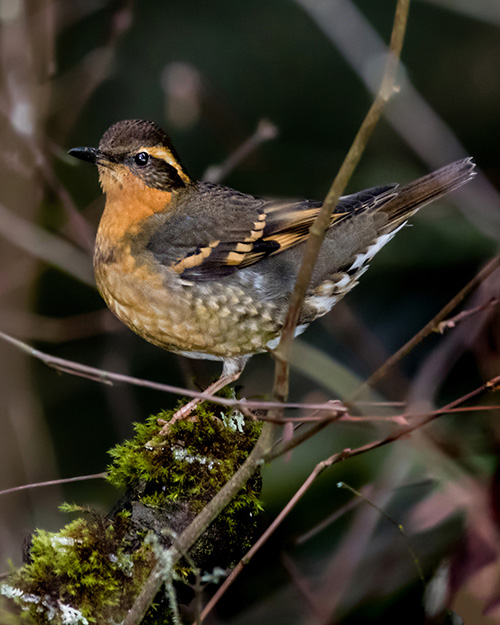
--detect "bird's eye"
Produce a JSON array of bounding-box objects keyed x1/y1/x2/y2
[{"x1": 134, "y1": 152, "x2": 149, "y2": 167}]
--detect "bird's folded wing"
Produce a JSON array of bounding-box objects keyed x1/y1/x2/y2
[{"x1": 146, "y1": 183, "x2": 397, "y2": 282}]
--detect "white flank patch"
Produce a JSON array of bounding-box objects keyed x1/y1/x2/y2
[
  {"x1": 295, "y1": 323, "x2": 309, "y2": 337},
  {"x1": 349, "y1": 222, "x2": 407, "y2": 272},
  {"x1": 334, "y1": 273, "x2": 352, "y2": 289},
  {"x1": 266, "y1": 336, "x2": 280, "y2": 350},
  {"x1": 304, "y1": 294, "x2": 338, "y2": 316},
  {"x1": 266, "y1": 323, "x2": 308, "y2": 351}
]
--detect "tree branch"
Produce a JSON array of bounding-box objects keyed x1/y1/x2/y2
[
  {"x1": 0, "y1": 330, "x2": 346, "y2": 415},
  {"x1": 271, "y1": 0, "x2": 411, "y2": 408},
  {"x1": 122, "y1": 421, "x2": 275, "y2": 625}
]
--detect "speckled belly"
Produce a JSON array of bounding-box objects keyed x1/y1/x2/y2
[{"x1": 94, "y1": 252, "x2": 282, "y2": 358}]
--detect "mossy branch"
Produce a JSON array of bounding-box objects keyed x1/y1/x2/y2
[{"x1": 122, "y1": 421, "x2": 274, "y2": 625}]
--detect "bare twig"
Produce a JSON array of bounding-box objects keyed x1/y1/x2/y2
[
  {"x1": 0, "y1": 329, "x2": 348, "y2": 414},
  {"x1": 52, "y1": 2, "x2": 135, "y2": 136},
  {"x1": 271, "y1": 0, "x2": 411, "y2": 409},
  {"x1": 297, "y1": 0, "x2": 500, "y2": 239},
  {"x1": 293, "y1": 494, "x2": 365, "y2": 546},
  {"x1": 197, "y1": 449, "x2": 328, "y2": 624},
  {"x1": 0, "y1": 201, "x2": 94, "y2": 286},
  {"x1": 337, "y1": 481, "x2": 424, "y2": 582},
  {"x1": 355, "y1": 255, "x2": 500, "y2": 396},
  {"x1": 0, "y1": 473, "x2": 106, "y2": 498},
  {"x1": 406, "y1": 271, "x2": 500, "y2": 408},
  {"x1": 0, "y1": 309, "x2": 119, "y2": 343},
  {"x1": 266, "y1": 406, "x2": 346, "y2": 461},
  {"x1": 202, "y1": 118, "x2": 279, "y2": 183},
  {"x1": 281, "y1": 552, "x2": 326, "y2": 621},
  {"x1": 33, "y1": 140, "x2": 95, "y2": 252},
  {"x1": 435, "y1": 297, "x2": 498, "y2": 333},
  {"x1": 333, "y1": 375, "x2": 500, "y2": 463},
  {"x1": 340, "y1": 404, "x2": 500, "y2": 422}
]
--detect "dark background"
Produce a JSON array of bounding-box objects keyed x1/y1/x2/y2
[{"x1": 1, "y1": 1, "x2": 500, "y2": 622}]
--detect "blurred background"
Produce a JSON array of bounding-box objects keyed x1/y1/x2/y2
[{"x1": 1, "y1": 0, "x2": 500, "y2": 623}]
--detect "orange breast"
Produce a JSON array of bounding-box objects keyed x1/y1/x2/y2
[{"x1": 97, "y1": 167, "x2": 172, "y2": 244}]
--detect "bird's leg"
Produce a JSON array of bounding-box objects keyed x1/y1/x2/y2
[{"x1": 158, "y1": 357, "x2": 248, "y2": 434}]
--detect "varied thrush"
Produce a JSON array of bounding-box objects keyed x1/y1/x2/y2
[{"x1": 69, "y1": 119, "x2": 475, "y2": 422}]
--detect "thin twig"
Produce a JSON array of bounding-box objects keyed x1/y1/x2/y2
[
  {"x1": 297, "y1": 0, "x2": 500, "y2": 240},
  {"x1": 435, "y1": 297, "x2": 498, "y2": 333},
  {"x1": 0, "y1": 308, "x2": 119, "y2": 343},
  {"x1": 0, "y1": 201, "x2": 94, "y2": 286},
  {"x1": 0, "y1": 329, "x2": 347, "y2": 414},
  {"x1": 271, "y1": 0, "x2": 411, "y2": 409},
  {"x1": 0, "y1": 473, "x2": 106, "y2": 498},
  {"x1": 266, "y1": 406, "x2": 346, "y2": 461},
  {"x1": 337, "y1": 481, "x2": 424, "y2": 583},
  {"x1": 339, "y1": 403, "x2": 500, "y2": 422},
  {"x1": 198, "y1": 455, "x2": 326, "y2": 624},
  {"x1": 257, "y1": 401, "x2": 346, "y2": 424},
  {"x1": 293, "y1": 494, "x2": 365, "y2": 546},
  {"x1": 280, "y1": 552, "x2": 327, "y2": 621},
  {"x1": 202, "y1": 118, "x2": 279, "y2": 183},
  {"x1": 32, "y1": 140, "x2": 95, "y2": 252},
  {"x1": 331, "y1": 375, "x2": 500, "y2": 464},
  {"x1": 354, "y1": 254, "x2": 500, "y2": 396}
]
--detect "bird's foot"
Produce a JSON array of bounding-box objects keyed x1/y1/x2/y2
[
  {"x1": 156, "y1": 370, "x2": 242, "y2": 437},
  {"x1": 157, "y1": 397, "x2": 201, "y2": 434}
]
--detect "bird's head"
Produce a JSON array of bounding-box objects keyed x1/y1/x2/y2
[{"x1": 69, "y1": 119, "x2": 191, "y2": 195}]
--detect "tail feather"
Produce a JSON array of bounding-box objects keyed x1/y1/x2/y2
[{"x1": 380, "y1": 157, "x2": 476, "y2": 228}]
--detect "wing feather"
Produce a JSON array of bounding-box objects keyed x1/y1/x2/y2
[{"x1": 146, "y1": 182, "x2": 398, "y2": 282}]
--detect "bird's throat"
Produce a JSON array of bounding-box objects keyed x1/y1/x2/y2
[{"x1": 97, "y1": 168, "x2": 172, "y2": 245}]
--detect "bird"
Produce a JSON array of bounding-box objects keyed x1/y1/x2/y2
[{"x1": 69, "y1": 119, "x2": 476, "y2": 427}]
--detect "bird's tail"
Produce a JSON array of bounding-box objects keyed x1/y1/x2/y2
[{"x1": 380, "y1": 157, "x2": 476, "y2": 229}]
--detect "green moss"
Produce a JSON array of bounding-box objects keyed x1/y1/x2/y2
[
  {"x1": 3, "y1": 510, "x2": 155, "y2": 624},
  {"x1": 107, "y1": 399, "x2": 262, "y2": 515},
  {"x1": 2, "y1": 395, "x2": 264, "y2": 623},
  {"x1": 107, "y1": 398, "x2": 263, "y2": 567}
]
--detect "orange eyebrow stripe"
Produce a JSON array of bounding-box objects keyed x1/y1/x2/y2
[{"x1": 139, "y1": 145, "x2": 191, "y2": 185}]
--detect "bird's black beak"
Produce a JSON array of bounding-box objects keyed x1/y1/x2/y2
[{"x1": 68, "y1": 146, "x2": 99, "y2": 164}]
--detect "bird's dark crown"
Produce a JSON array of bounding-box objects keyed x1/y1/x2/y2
[{"x1": 99, "y1": 120, "x2": 176, "y2": 156}]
